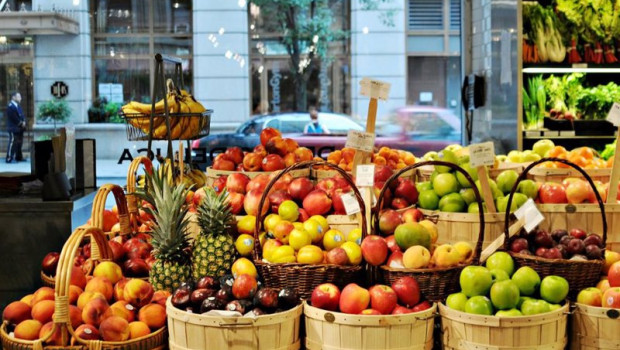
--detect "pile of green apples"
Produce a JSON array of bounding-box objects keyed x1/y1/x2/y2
[
  {"x1": 501, "y1": 139, "x2": 554, "y2": 163},
  {"x1": 445, "y1": 252, "x2": 569, "y2": 316}
]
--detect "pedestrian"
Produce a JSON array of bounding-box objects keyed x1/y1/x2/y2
[
  {"x1": 6, "y1": 91, "x2": 26, "y2": 163},
  {"x1": 304, "y1": 105, "x2": 330, "y2": 134}
]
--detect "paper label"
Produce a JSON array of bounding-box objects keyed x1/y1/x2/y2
[
  {"x1": 342, "y1": 192, "x2": 361, "y2": 215},
  {"x1": 360, "y1": 78, "x2": 391, "y2": 100},
  {"x1": 345, "y1": 130, "x2": 375, "y2": 153},
  {"x1": 469, "y1": 141, "x2": 496, "y2": 168},
  {"x1": 607, "y1": 102, "x2": 620, "y2": 127},
  {"x1": 356, "y1": 164, "x2": 375, "y2": 187},
  {"x1": 514, "y1": 199, "x2": 544, "y2": 233}
]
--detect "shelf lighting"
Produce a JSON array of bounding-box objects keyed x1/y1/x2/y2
[{"x1": 523, "y1": 67, "x2": 620, "y2": 73}]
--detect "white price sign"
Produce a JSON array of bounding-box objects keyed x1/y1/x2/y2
[
  {"x1": 345, "y1": 130, "x2": 375, "y2": 153},
  {"x1": 514, "y1": 198, "x2": 544, "y2": 233},
  {"x1": 360, "y1": 78, "x2": 391, "y2": 100},
  {"x1": 469, "y1": 142, "x2": 496, "y2": 168},
  {"x1": 341, "y1": 192, "x2": 361, "y2": 215},
  {"x1": 606, "y1": 102, "x2": 620, "y2": 127},
  {"x1": 356, "y1": 164, "x2": 375, "y2": 187}
]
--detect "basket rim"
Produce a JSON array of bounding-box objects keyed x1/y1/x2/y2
[
  {"x1": 303, "y1": 300, "x2": 437, "y2": 324},
  {"x1": 510, "y1": 251, "x2": 605, "y2": 265},
  {"x1": 438, "y1": 301, "x2": 569, "y2": 321}
]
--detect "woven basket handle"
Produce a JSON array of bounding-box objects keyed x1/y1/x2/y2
[
  {"x1": 502, "y1": 157, "x2": 607, "y2": 250},
  {"x1": 126, "y1": 156, "x2": 154, "y2": 231},
  {"x1": 373, "y1": 160, "x2": 486, "y2": 265},
  {"x1": 252, "y1": 160, "x2": 368, "y2": 261},
  {"x1": 91, "y1": 184, "x2": 132, "y2": 239}
]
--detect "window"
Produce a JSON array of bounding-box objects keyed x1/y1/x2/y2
[{"x1": 91, "y1": 0, "x2": 192, "y2": 122}]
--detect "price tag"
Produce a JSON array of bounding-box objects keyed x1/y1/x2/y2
[
  {"x1": 514, "y1": 199, "x2": 544, "y2": 233},
  {"x1": 341, "y1": 192, "x2": 361, "y2": 215},
  {"x1": 607, "y1": 102, "x2": 620, "y2": 127},
  {"x1": 469, "y1": 142, "x2": 496, "y2": 168},
  {"x1": 360, "y1": 78, "x2": 391, "y2": 100},
  {"x1": 356, "y1": 164, "x2": 375, "y2": 187},
  {"x1": 345, "y1": 130, "x2": 375, "y2": 153}
]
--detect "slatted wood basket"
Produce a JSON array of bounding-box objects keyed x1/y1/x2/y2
[
  {"x1": 416, "y1": 161, "x2": 525, "y2": 182},
  {"x1": 503, "y1": 157, "x2": 607, "y2": 299},
  {"x1": 376, "y1": 160, "x2": 486, "y2": 302},
  {"x1": 304, "y1": 302, "x2": 436, "y2": 350},
  {"x1": 2, "y1": 226, "x2": 167, "y2": 350},
  {"x1": 527, "y1": 166, "x2": 611, "y2": 183},
  {"x1": 570, "y1": 303, "x2": 620, "y2": 350},
  {"x1": 253, "y1": 160, "x2": 367, "y2": 299},
  {"x1": 439, "y1": 302, "x2": 568, "y2": 349},
  {"x1": 166, "y1": 298, "x2": 302, "y2": 350}
]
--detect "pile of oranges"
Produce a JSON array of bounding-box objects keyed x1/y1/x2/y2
[
  {"x1": 539, "y1": 146, "x2": 612, "y2": 169},
  {"x1": 323, "y1": 147, "x2": 416, "y2": 171}
]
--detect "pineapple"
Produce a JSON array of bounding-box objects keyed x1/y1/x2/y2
[
  {"x1": 144, "y1": 166, "x2": 192, "y2": 292},
  {"x1": 192, "y1": 188, "x2": 236, "y2": 279}
]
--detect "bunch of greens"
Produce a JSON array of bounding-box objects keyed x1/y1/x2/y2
[
  {"x1": 543, "y1": 73, "x2": 584, "y2": 116},
  {"x1": 601, "y1": 140, "x2": 616, "y2": 160},
  {"x1": 577, "y1": 81, "x2": 620, "y2": 120},
  {"x1": 523, "y1": 76, "x2": 546, "y2": 128},
  {"x1": 523, "y1": 2, "x2": 566, "y2": 63}
]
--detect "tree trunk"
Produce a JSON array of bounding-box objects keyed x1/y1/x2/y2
[{"x1": 294, "y1": 77, "x2": 307, "y2": 111}]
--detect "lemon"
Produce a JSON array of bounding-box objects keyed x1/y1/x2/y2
[
  {"x1": 236, "y1": 215, "x2": 256, "y2": 235},
  {"x1": 297, "y1": 245, "x2": 325, "y2": 264},
  {"x1": 293, "y1": 222, "x2": 304, "y2": 231},
  {"x1": 271, "y1": 245, "x2": 296, "y2": 263},
  {"x1": 289, "y1": 228, "x2": 312, "y2": 250},
  {"x1": 323, "y1": 229, "x2": 345, "y2": 251},
  {"x1": 346, "y1": 228, "x2": 362, "y2": 245},
  {"x1": 264, "y1": 214, "x2": 282, "y2": 234},
  {"x1": 235, "y1": 234, "x2": 255, "y2": 256},
  {"x1": 278, "y1": 200, "x2": 299, "y2": 222},
  {"x1": 310, "y1": 215, "x2": 329, "y2": 233},
  {"x1": 303, "y1": 219, "x2": 325, "y2": 244},
  {"x1": 341, "y1": 241, "x2": 362, "y2": 265}
]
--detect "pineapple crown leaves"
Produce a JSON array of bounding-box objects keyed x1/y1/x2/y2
[{"x1": 197, "y1": 187, "x2": 235, "y2": 236}]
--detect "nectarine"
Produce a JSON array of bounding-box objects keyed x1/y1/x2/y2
[
  {"x1": 2, "y1": 301, "x2": 31, "y2": 325},
  {"x1": 82, "y1": 298, "x2": 109, "y2": 327},
  {"x1": 85, "y1": 276, "x2": 114, "y2": 301},
  {"x1": 100, "y1": 316, "x2": 130, "y2": 341},
  {"x1": 31, "y1": 299, "x2": 55, "y2": 324},
  {"x1": 138, "y1": 303, "x2": 166, "y2": 330},
  {"x1": 14, "y1": 319, "x2": 43, "y2": 340},
  {"x1": 128, "y1": 321, "x2": 151, "y2": 339}
]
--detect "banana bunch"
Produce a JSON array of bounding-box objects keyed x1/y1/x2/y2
[
  {"x1": 181, "y1": 167, "x2": 208, "y2": 189},
  {"x1": 121, "y1": 79, "x2": 207, "y2": 139}
]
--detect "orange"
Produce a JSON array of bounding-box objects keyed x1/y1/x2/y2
[
  {"x1": 547, "y1": 145, "x2": 567, "y2": 158},
  {"x1": 573, "y1": 147, "x2": 594, "y2": 160}
]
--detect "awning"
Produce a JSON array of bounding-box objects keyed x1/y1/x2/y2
[{"x1": 0, "y1": 12, "x2": 78, "y2": 35}]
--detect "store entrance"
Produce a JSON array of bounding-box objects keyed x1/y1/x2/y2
[{"x1": 0, "y1": 59, "x2": 34, "y2": 160}]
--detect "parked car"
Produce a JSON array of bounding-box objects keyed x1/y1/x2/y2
[
  {"x1": 377, "y1": 106, "x2": 462, "y2": 143},
  {"x1": 191, "y1": 111, "x2": 461, "y2": 168}
]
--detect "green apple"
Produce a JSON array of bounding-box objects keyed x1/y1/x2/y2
[
  {"x1": 539, "y1": 276, "x2": 569, "y2": 304},
  {"x1": 436, "y1": 150, "x2": 458, "y2": 173},
  {"x1": 511, "y1": 267, "x2": 541, "y2": 296},
  {"x1": 507, "y1": 150, "x2": 524, "y2": 163},
  {"x1": 422, "y1": 151, "x2": 438, "y2": 161},
  {"x1": 475, "y1": 179, "x2": 502, "y2": 200},
  {"x1": 430, "y1": 170, "x2": 440, "y2": 183},
  {"x1": 446, "y1": 292, "x2": 468, "y2": 311},
  {"x1": 433, "y1": 173, "x2": 460, "y2": 197},
  {"x1": 517, "y1": 180, "x2": 538, "y2": 199},
  {"x1": 416, "y1": 181, "x2": 433, "y2": 192},
  {"x1": 490, "y1": 269, "x2": 510, "y2": 284},
  {"x1": 460, "y1": 266, "x2": 493, "y2": 297},
  {"x1": 522, "y1": 150, "x2": 542, "y2": 162},
  {"x1": 464, "y1": 296, "x2": 494, "y2": 315},
  {"x1": 548, "y1": 303, "x2": 562, "y2": 311},
  {"x1": 417, "y1": 190, "x2": 440, "y2": 210},
  {"x1": 496, "y1": 155, "x2": 508, "y2": 162},
  {"x1": 520, "y1": 299, "x2": 551, "y2": 315},
  {"x1": 495, "y1": 196, "x2": 517, "y2": 213},
  {"x1": 456, "y1": 162, "x2": 479, "y2": 188},
  {"x1": 445, "y1": 144, "x2": 463, "y2": 153},
  {"x1": 467, "y1": 202, "x2": 487, "y2": 213},
  {"x1": 490, "y1": 280, "x2": 521, "y2": 310},
  {"x1": 460, "y1": 188, "x2": 477, "y2": 205},
  {"x1": 516, "y1": 296, "x2": 534, "y2": 309},
  {"x1": 496, "y1": 170, "x2": 519, "y2": 195},
  {"x1": 532, "y1": 139, "x2": 555, "y2": 158},
  {"x1": 495, "y1": 308, "x2": 523, "y2": 317},
  {"x1": 439, "y1": 193, "x2": 466, "y2": 212},
  {"x1": 457, "y1": 154, "x2": 470, "y2": 165},
  {"x1": 513, "y1": 193, "x2": 528, "y2": 209},
  {"x1": 486, "y1": 252, "x2": 515, "y2": 277}
]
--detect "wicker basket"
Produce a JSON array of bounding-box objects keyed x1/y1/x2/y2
[
  {"x1": 205, "y1": 167, "x2": 311, "y2": 186},
  {"x1": 166, "y1": 298, "x2": 302, "y2": 350},
  {"x1": 126, "y1": 156, "x2": 154, "y2": 231},
  {"x1": 304, "y1": 302, "x2": 435, "y2": 350},
  {"x1": 375, "y1": 160, "x2": 486, "y2": 302},
  {"x1": 252, "y1": 160, "x2": 367, "y2": 299},
  {"x1": 503, "y1": 157, "x2": 606, "y2": 299},
  {"x1": 122, "y1": 110, "x2": 212, "y2": 141},
  {"x1": 416, "y1": 161, "x2": 526, "y2": 182},
  {"x1": 1, "y1": 226, "x2": 167, "y2": 350},
  {"x1": 570, "y1": 303, "x2": 620, "y2": 350},
  {"x1": 439, "y1": 302, "x2": 568, "y2": 349}
]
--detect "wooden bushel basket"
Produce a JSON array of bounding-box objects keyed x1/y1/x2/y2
[
  {"x1": 253, "y1": 160, "x2": 368, "y2": 299},
  {"x1": 2, "y1": 226, "x2": 167, "y2": 350},
  {"x1": 166, "y1": 299, "x2": 302, "y2": 350},
  {"x1": 439, "y1": 302, "x2": 568, "y2": 349},
  {"x1": 375, "y1": 160, "x2": 486, "y2": 302},
  {"x1": 570, "y1": 303, "x2": 620, "y2": 350},
  {"x1": 503, "y1": 158, "x2": 607, "y2": 299},
  {"x1": 304, "y1": 302, "x2": 436, "y2": 350},
  {"x1": 527, "y1": 166, "x2": 611, "y2": 184}
]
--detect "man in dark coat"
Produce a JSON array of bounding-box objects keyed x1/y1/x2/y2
[{"x1": 6, "y1": 91, "x2": 26, "y2": 163}]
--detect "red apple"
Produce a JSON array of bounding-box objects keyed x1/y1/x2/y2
[
  {"x1": 339, "y1": 283, "x2": 370, "y2": 314},
  {"x1": 107, "y1": 241, "x2": 125, "y2": 262},
  {"x1": 378, "y1": 209, "x2": 402, "y2": 235},
  {"x1": 394, "y1": 178, "x2": 418, "y2": 204},
  {"x1": 232, "y1": 274, "x2": 258, "y2": 299},
  {"x1": 254, "y1": 144, "x2": 267, "y2": 157},
  {"x1": 385, "y1": 235, "x2": 401, "y2": 253},
  {"x1": 326, "y1": 247, "x2": 349, "y2": 266},
  {"x1": 261, "y1": 154, "x2": 286, "y2": 172},
  {"x1": 244, "y1": 189, "x2": 268, "y2": 217},
  {"x1": 302, "y1": 189, "x2": 333, "y2": 216},
  {"x1": 224, "y1": 147, "x2": 244, "y2": 165},
  {"x1": 374, "y1": 182, "x2": 392, "y2": 207},
  {"x1": 298, "y1": 208, "x2": 310, "y2": 222},
  {"x1": 213, "y1": 158, "x2": 235, "y2": 171},
  {"x1": 242, "y1": 152, "x2": 263, "y2": 171},
  {"x1": 401, "y1": 208, "x2": 423, "y2": 223},
  {"x1": 246, "y1": 174, "x2": 270, "y2": 193},
  {"x1": 391, "y1": 276, "x2": 420, "y2": 307},
  {"x1": 310, "y1": 283, "x2": 341, "y2": 311},
  {"x1": 609, "y1": 261, "x2": 620, "y2": 287},
  {"x1": 331, "y1": 189, "x2": 347, "y2": 215},
  {"x1": 361, "y1": 236, "x2": 388, "y2": 266},
  {"x1": 544, "y1": 247, "x2": 562, "y2": 259},
  {"x1": 41, "y1": 252, "x2": 60, "y2": 276},
  {"x1": 123, "y1": 238, "x2": 151, "y2": 260},
  {"x1": 332, "y1": 176, "x2": 352, "y2": 192},
  {"x1": 391, "y1": 198, "x2": 409, "y2": 210},
  {"x1": 392, "y1": 305, "x2": 414, "y2": 314},
  {"x1": 386, "y1": 251, "x2": 404, "y2": 268},
  {"x1": 368, "y1": 285, "x2": 398, "y2": 314},
  {"x1": 268, "y1": 190, "x2": 292, "y2": 213},
  {"x1": 577, "y1": 287, "x2": 602, "y2": 307},
  {"x1": 374, "y1": 165, "x2": 394, "y2": 183},
  {"x1": 539, "y1": 183, "x2": 567, "y2": 204},
  {"x1": 569, "y1": 228, "x2": 587, "y2": 240},
  {"x1": 411, "y1": 301, "x2": 432, "y2": 312},
  {"x1": 602, "y1": 287, "x2": 620, "y2": 308},
  {"x1": 226, "y1": 173, "x2": 250, "y2": 194},
  {"x1": 288, "y1": 178, "x2": 314, "y2": 201},
  {"x1": 316, "y1": 178, "x2": 338, "y2": 197},
  {"x1": 260, "y1": 127, "x2": 281, "y2": 147},
  {"x1": 227, "y1": 192, "x2": 245, "y2": 215},
  {"x1": 566, "y1": 180, "x2": 594, "y2": 204},
  {"x1": 123, "y1": 258, "x2": 150, "y2": 277},
  {"x1": 360, "y1": 309, "x2": 382, "y2": 315}
]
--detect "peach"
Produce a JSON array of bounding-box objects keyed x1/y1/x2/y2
[
  {"x1": 403, "y1": 246, "x2": 431, "y2": 269},
  {"x1": 93, "y1": 261, "x2": 124, "y2": 285},
  {"x1": 114, "y1": 278, "x2": 130, "y2": 301},
  {"x1": 69, "y1": 305, "x2": 83, "y2": 329},
  {"x1": 85, "y1": 276, "x2": 114, "y2": 301},
  {"x1": 2, "y1": 301, "x2": 31, "y2": 325},
  {"x1": 77, "y1": 291, "x2": 106, "y2": 310},
  {"x1": 69, "y1": 285, "x2": 83, "y2": 305},
  {"x1": 14, "y1": 319, "x2": 43, "y2": 340},
  {"x1": 138, "y1": 303, "x2": 166, "y2": 330},
  {"x1": 39, "y1": 321, "x2": 62, "y2": 345},
  {"x1": 31, "y1": 299, "x2": 55, "y2": 324},
  {"x1": 32, "y1": 286, "x2": 55, "y2": 305},
  {"x1": 82, "y1": 298, "x2": 109, "y2": 327},
  {"x1": 128, "y1": 321, "x2": 151, "y2": 339},
  {"x1": 99, "y1": 316, "x2": 129, "y2": 341},
  {"x1": 432, "y1": 244, "x2": 462, "y2": 268},
  {"x1": 104, "y1": 301, "x2": 136, "y2": 323},
  {"x1": 151, "y1": 290, "x2": 171, "y2": 307},
  {"x1": 20, "y1": 294, "x2": 34, "y2": 307},
  {"x1": 73, "y1": 324, "x2": 100, "y2": 341},
  {"x1": 71, "y1": 265, "x2": 88, "y2": 289},
  {"x1": 123, "y1": 279, "x2": 154, "y2": 308}
]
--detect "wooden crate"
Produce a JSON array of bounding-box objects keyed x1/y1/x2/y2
[
  {"x1": 439, "y1": 303, "x2": 568, "y2": 350},
  {"x1": 205, "y1": 167, "x2": 310, "y2": 186},
  {"x1": 304, "y1": 302, "x2": 435, "y2": 350},
  {"x1": 571, "y1": 303, "x2": 620, "y2": 350},
  {"x1": 527, "y1": 167, "x2": 611, "y2": 183},
  {"x1": 416, "y1": 162, "x2": 525, "y2": 182},
  {"x1": 166, "y1": 299, "x2": 302, "y2": 350}
]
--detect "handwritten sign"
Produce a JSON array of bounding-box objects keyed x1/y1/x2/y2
[
  {"x1": 514, "y1": 199, "x2": 544, "y2": 233},
  {"x1": 607, "y1": 102, "x2": 620, "y2": 127},
  {"x1": 356, "y1": 165, "x2": 375, "y2": 187},
  {"x1": 342, "y1": 192, "x2": 361, "y2": 215},
  {"x1": 360, "y1": 78, "x2": 391, "y2": 100},
  {"x1": 469, "y1": 142, "x2": 496, "y2": 168},
  {"x1": 346, "y1": 130, "x2": 375, "y2": 153}
]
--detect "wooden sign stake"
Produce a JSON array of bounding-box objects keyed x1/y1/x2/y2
[
  {"x1": 606, "y1": 129, "x2": 620, "y2": 204},
  {"x1": 477, "y1": 168, "x2": 497, "y2": 213}
]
